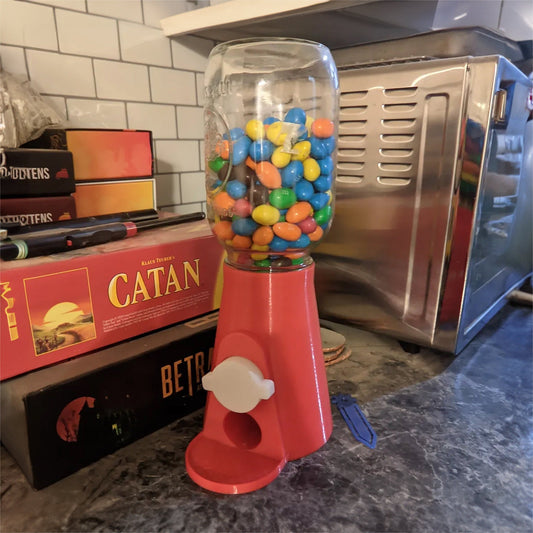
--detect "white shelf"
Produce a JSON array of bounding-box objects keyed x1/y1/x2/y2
[{"x1": 160, "y1": 0, "x2": 439, "y2": 50}]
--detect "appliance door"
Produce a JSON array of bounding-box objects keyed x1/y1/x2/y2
[
  {"x1": 314, "y1": 57, "x2": 469, "y2": 349},
  {"x1": 455, "y1": 57, "x2": 532, "y2": 352}
]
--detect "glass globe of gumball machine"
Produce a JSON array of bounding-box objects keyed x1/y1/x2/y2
[{"x1": 185, "y1": 38, "x2": 339, "y2": 494}]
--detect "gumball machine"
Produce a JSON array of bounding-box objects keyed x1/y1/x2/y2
[{"x1": 185, "y1": 38, "x2": 339, "y2": 494}]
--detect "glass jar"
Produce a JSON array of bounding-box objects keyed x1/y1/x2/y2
[{"x1": 204, "y1": 38, "x2": 339, "y2": 271}]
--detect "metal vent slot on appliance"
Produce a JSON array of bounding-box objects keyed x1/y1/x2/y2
[
  {"x1": 376, "y1": 86, "x2": 419, "y2": 186},
  {"x1": 337, "y1": 84, "x2": 422, "y2": 186},
  {"x1": 338, "y1": 90, "x2": 368, "y2": 184}
]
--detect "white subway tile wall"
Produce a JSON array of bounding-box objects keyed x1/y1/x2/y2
[{"x1": 0, "y1": 0, "x2": 214, "y2": 215}]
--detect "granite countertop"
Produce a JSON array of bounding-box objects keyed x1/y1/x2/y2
[{"x1": 1, "y1": 303, "x2": 532, "y2": 533}]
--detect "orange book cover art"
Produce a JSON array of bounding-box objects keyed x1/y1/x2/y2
[
  {"x1": 23, "y1": 268, "x2": 96, "y2": 356},
  {"x1": 66, "y1": 130, "x2": 153, "y2": 180},
  {"x1": 73, "y1": 179, "x2": 155, "y2": 218}
]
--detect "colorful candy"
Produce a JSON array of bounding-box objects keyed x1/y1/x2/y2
[
  {"x1": 271, "y1": 146, "x2": 292, "y2": 168},
  {"x1": 273, "y1": 222, "x2": 301, "y2": 241},
  {"x1": 252, "y1": 204, "x2": 280, "y2": 226},
  {"x1": 207, "y1": 106, "x2": 336, "y2": 268},
  {"x1": 249, "y1": 139, "x2": 274, "y2": 162},
  {"x1": 269, "y1": 188, "x2": 296, "y2": 210},
  {"x1": 253, "y1": 225, "x2": 274, "y2": 245},
  {"x1": 286, "y1": 202, "x2": 312, "y2": 224},
  {"x1": 303, "y1": 158, "x2": 320, "y2": 181},
  {"x1": 256, "y1": 161, "x2": 282, "y2": 189},
  {"x1": 311, "y1": 118, "x2": 334, "y2": 138},
  {"x1": 291, "y1": 140, "x2": 311, "y2": 162},
  {"x1": 245, "y1": 119, "x2": 265, "y2": 141}
]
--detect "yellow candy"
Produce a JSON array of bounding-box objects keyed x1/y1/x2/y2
[
  {"x1": 245, "y1": 119, "x2": 265, "y2": 141},
  {"x1": 266, "y1": 121, "x2": 287, "y2": 146},
  {"x1": 251, "y1": 244, "x2": 269, "y2": 260},
  {"x1": 252, "y1": 204, "x2": 280, "y2": 226},
  {"x1": 291, "y1": 140, "x2": 311, "y2": 161},
  {"x1": 303, "y1": 157, "x2": 320, "y2": 181},
  {"x1": 271, "y1": 146, "x2": 291, "y2": 168}
]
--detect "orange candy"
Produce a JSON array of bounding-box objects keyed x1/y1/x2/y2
[
  {"x1": 285, "y1": 251, "x2": 305, "y2": 260},
  {"x1": 252, "y1": 225, "x2": 274, "y2": 246},
  {"x1": 256, "y1": 161, "x2": 282, "y2": 189},
  {"x1": 212, "y1": 220, "x2": 234, "y2": 241},
  {"x1": 286, "y1": 201, "x2": 313, "y2": 224},
  {"x1": 212, "y1": 191, "x2": 235, "y2": 214},
  {"x1": 311, "y1": 118, "x2": 334, "y2": 139},
  {"x1": 215, "y1": 140, "x2": 230, "y2": 159},
  {"x1": 308, "y1": 225, "x2": 324, "y2": 241},
  {"x1": 232, "y1": 235, "x2": 252, "y2": 249},
  {"x1": 273, "y1": 222, "x2": 302, "y2": 241},
  {"x1": 245, "y1": 156, "x2": 257, "y2": 170}
]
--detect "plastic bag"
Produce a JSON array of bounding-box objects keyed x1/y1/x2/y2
[{"x1": 0, "y1": 70, "x2": 64, "y2": 148}]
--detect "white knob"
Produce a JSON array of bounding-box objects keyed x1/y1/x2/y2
[{"x1": 202, "y1": 356, "x2": 275, "y2": 413}]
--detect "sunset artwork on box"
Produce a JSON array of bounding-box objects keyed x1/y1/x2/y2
[{"x1": 23, "y1": 268, "x2": 96, "y2": 356}]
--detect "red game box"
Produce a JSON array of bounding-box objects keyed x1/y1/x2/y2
[{"x1": 0, "y1": 219, "x2": 224, "y2": 380}]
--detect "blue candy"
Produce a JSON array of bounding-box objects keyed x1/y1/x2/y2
[
  {"x1": 309, "y1": 136, "x2": 328, "y2": 159},
  {"x1": 298, "y1": 127, "x2": 309, "y2": 141},
  {"x1": 281, "y1": 160, "x2": 304, "y2": 187},
  {"x1": 309, "y1": 192, "x2": 329, "y2": 210},
  {"x1": 249, "y1": 139, "x2": 274, "y2": 162},
  {"x1": 224, "y1": 127, "x2": 245, "y2": 140},
  {"x1": 269, "y1": 236, "x2": 289, "y2": 252},
  {"x1": 291, "y1": 233, "x2": 311, "y2": 249},
  {"x1": 313, "y1": 175, "x2": 332, "y2": 192},
  {"x1": 294, "y1": 180, "x2": 314, "y2": 201},
  {"x1": 322, "y1": 136, "x2": 336, "y2": 155},
  {"x1": 232, "y1": 135, "x2": 252, "y2": 165},
  {"x1": 226, "y1": 180, "x2": 247, "y2": 199},
  {"x1": 232, "y1": 217, "x2": 258, "y2": 236},
  {"x1": 318, "y1": 156, "x2": 334, "y2": 175},
  {"x1": 284, "y1": 107, "x2": 307, "y2": 125},
  {"x1": 263, "y1": 116, "x2": 279, "y2": 125}
]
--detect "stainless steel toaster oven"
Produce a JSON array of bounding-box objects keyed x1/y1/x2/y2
[{"x1": 314, "y1": 28, "x2": 532, "y2": 353}]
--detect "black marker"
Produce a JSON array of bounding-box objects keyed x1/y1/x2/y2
[
  {"x1": 0, "y1": 209, "x2": 159, "y2": 236},
  {"x1": 0, "y1": 212, "x2": 205, "y2": 261}
]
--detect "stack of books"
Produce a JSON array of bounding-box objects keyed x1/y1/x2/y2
[
  {"x1": 1, "y1": 130, "x2": 222, "y2": 489},
  {"x1": 23, "y1": 129, "x2": 156, "y2": 218},
  {"x1": 0, "y1": 218, "x2": 224, "y2": 489},
  {"x1": 0, "y1": 146, "x2": 77, "y2": 226}
]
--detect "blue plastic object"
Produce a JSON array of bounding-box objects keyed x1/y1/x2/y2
[{"x1": 331, "y1": 394, "x2": 377, "y2": 449}]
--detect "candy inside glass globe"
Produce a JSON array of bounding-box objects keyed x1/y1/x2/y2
[{"x1": 204, "y1": 38, "x2": 339, "y2": 272}]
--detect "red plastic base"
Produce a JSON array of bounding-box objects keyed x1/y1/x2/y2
[{"x1": 185, "y1": 262, "x2": 332, "y2": 494}]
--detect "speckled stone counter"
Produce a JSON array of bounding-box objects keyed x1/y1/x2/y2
[{"x1": 1, "y1": 304, "x2": 532, "y2": 533}]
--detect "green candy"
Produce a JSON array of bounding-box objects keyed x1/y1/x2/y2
[
  {"x1": 254, "y1": 259, "x2": 271, "y2": 267},
  {"x1": 209, "y1": 156, "x2": 226, "y2": 173},
  {"x1": 269, "y1": 188, "x2": 297, "y2": 209},
  {"x1": 314, "y1": 205, "x2": 332, "y2": 225}
]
